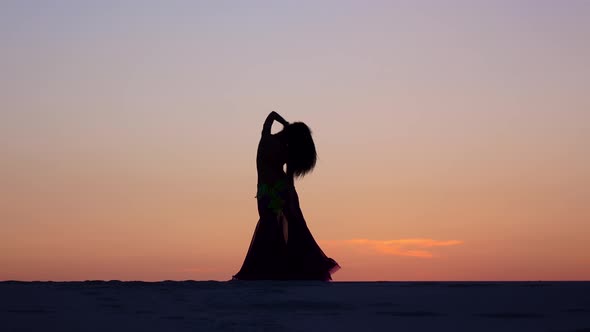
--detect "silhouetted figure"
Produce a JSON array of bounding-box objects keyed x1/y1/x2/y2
[{"x1": 233, "y1": 111, "x2": 340, "y2": 281}]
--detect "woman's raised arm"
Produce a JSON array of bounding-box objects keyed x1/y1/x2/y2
[{"x1": 262, "y1": 111, "x2": 289, "y2": 136}]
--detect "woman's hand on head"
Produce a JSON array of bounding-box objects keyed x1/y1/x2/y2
[
  {"x1": 263, "y1": 111, "x2": 289, "y2": 136},
  {"x1": 272, "y1": 111, "x2": 289, "y2": 126}
]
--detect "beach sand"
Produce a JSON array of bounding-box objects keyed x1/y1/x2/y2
[{"x1": 1, "y1": 281, "x2": 589, "y2": 331}]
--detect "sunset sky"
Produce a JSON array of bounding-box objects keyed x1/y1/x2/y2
[{"x1": 1, "y1": 1, "x2": 589, "y2": 281}]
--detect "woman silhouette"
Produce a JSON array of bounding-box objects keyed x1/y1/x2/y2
[{"x1": 233, "y1": 111, "x2": 340, "y2": 281}]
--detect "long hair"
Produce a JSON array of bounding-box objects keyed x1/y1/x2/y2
[{"x1": 285, "y1": 122, "x2": 317, "y2": 178}]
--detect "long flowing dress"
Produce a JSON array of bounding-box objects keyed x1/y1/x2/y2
[{"x1": 233, "y1": 133, "x2": 339, "y2": 281}]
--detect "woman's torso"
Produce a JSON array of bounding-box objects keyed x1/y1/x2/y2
[
  {"x1": 256, "y1": 134, "x2": 295, "y2": 217},
  {"x1": 256, "y1": 134, "x2": 291, "y2": 185}
]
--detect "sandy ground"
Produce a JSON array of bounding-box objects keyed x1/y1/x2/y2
[{"x1": 1, "y1": 281, "x2": 589, "y2": 332}]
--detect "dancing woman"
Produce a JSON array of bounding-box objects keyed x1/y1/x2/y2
[{"x1": 233, "y1": 111, "x2": 340, "y2": 281}]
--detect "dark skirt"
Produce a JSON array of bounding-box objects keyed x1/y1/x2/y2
[{"x1": 233, "y1": 186, "x2": 339, "y2": 281}]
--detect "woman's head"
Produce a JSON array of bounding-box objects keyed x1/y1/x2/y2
[{"x1": 283, "y1": 122, "x2": 317, "y2": 177}]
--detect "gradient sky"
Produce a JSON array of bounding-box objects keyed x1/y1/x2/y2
[{"x1": 1, "y1": 1, "x2": 589, "y2": 281}]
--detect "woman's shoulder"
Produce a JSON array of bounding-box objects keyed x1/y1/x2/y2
[
  {"x1": 260, "y1": 132, "x2": 282, "y2": 143},
  {"x1": 258, "y1": 133, "x2": 278, "y2": 149}
]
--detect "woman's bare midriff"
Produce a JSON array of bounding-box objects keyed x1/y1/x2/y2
[{"x1": 257, "y1": 167, "x2": 288, "y2": 186}]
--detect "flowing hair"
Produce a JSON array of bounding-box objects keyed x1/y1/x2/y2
[{"x1": 285, "y1": 122, "x2": 317, "y2": 178}]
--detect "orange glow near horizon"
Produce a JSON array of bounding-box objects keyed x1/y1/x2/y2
[{"x1": 324, "y1": 239, "x2": 464, "y2": 258}]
